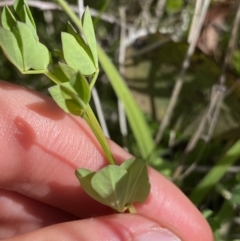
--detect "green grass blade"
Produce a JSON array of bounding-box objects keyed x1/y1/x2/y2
[
  {"x1": 189, "y1": 140, "x2": 240, "y2": 205},
  {"x1": 97, "y1": 46, "x2": 157, "y2": 161}
]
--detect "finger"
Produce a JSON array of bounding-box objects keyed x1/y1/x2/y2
[
  {"x1": 0, "y1": 81, "x2": 113, "y2": 217},
  {"x1": 0, "y1": 189, "x2": 77, "y2": 239},
  {"x1": 0, "y1": 81, "x2": 213, "y2": 241},
  {"x1": 6, "y1": 214, "x2": 183, "y2": 241}
]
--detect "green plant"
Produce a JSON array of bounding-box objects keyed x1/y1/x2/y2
[{"x1": 0, "y1": 0, "x2": 150, "y2": 213}]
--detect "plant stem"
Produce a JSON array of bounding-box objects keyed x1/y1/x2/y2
[
  {"x1": 89, "y1": 68, "x2": 99, "y2": 90},
  {"x1": 128, "y1": 205, "x2": 136, "y2": 213},
  {"x1": 45, "y1": 70, "x2": 62, "y2": 84},
  {"x1": 84, "y1": 105, "x2": 115, "y2": 165},
  {"x1": 22, "y1": 69, "x2": 47, "y2": 75},
  {"x1": 56, "y1": 0, "x2": 115, "y2": 165},
  {"x1": 55, "y1": 0, "x2": 83, "y2": 31}
]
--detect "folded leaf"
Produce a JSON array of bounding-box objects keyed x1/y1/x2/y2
[
  {"x1": 69, "y1": 72, "x2": 90, "y2": 106},
  {"x1": 2, "y1": 6, "x2": 16, "y2": 31},
  {"x1": 83, "y1": 7, "x2": 98, "y2": 68},
  {"x1": 67, "y1": 22, "x2": 93, "y2": 62},
  {"x1": 14, "y1": 0, "x2": 36, "y2": 29},
  {"x1": 59, "y1": 62, "x2": 76, "y2": 80},
  {"x1": 121, "y1": 158, "x2": 150, "y2": 205},
  {"x1": 48, "y1": 84, "x2": 84, "y2": 115},
  {"x1": 52, "y1": 66, "x2": 70, "y2": 83},
  {"x1": 18, "y1": 4, "x2": 38, "y2": 40},
  {"x1": 75, "y1": 158, "x2": 150, "y2": 212}
]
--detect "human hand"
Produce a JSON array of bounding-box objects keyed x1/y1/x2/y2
[{"x1": 0, "y1": 81, "x2": 213, "y2": 241}]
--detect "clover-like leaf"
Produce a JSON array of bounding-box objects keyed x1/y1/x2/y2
[
  {"x1": 82, "y1": 7, "x2": 98, "y2": 68},
  {"x1": 75, "y1": 158, "x2": 150, "y2": 212},
  {"x1": 2, "y1": 6, "x2": 16, "y2": 31},
  {"x1": 61, "y1": 32, "x2": 96, "y2": 76},
  {"x1": 0, "y1": 27, "x2": 23, "y2": 71},
  {"x1": 48, "y1": 72, "x2": 90, "y2": 116},
  {"x1": 12, "y1": 21, "x2": 50, "y2": 71},
  {"x1": 48, "y1": 83, "x2": 85, "y2": 116}
]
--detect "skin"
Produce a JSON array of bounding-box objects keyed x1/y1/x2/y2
[{"x1": 0, "y1": 81, "x2": 214, "y2": 241}]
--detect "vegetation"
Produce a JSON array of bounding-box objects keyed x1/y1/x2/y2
[{"x1": 0, "y1": 0, "x2": 240, "y2": 240}]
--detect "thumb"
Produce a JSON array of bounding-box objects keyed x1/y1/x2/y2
[{"x1": 7, "y1": 214, "x2": 182, "y2": 241}]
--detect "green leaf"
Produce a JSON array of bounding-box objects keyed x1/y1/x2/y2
[
  {"x1": 14, "y1": 0, "x2": 36, "y2": 29},
  {"x1": 82, "y1": 7, "x2": 98, "y2": 68},
  {"x1": 97, "y1": 46, "x2": 159, "y2": 162},
  {"x1": 61, "y1": 32, "x2": 96, "y2": 76},
  {"x1": 75, "y1": 158, "x2": 150, "y2": 212},
  {"x1": 12, "y1": 21, "x2": 50, "y2": 71},
  {"x1": 92, "y1": 165, "x2": 128, "y2": 212},
  {"x1": 231, "y1": 184, "x2": 240, "y2": 205},
  {"x1": 37, "y1": 42, "x2": 51, "y2": 67},
  {"x1": 166, "y1": 0, "x2": 183, "y2": 12},
  {"x1": 0, "y1": 27, "x2": 23, "y2": 71},
  {"x1": 48, "y1": 72, "x2": 90, "y2": 116},
  {"x1": 59, "y1": 62, "x2": 76, "y2": 79},
  {"x1": 69, "y1": 71, "x2": 90, "y2": 106},
  {"x1": 52, "y1": 66, "x2": 69, "y2": 83},
  {"x1": 48, "y1": 84, "x2": 84, "y2": 116},
  {"x1": 52, "y1": 62, "x2": 78, "y2": 84},
  {"x1": 75, "y1": 168, "x2": 104, "y2": 202},
  {"x1": 18, "y1": 5, "x2": 38, "y2": 40},
  {"x1": 120, "y1": 158, "x2": 150, "y2": 205},
  {"x1": 2, "y1": 6, "x2": 16, "y2": 31},
  {"x1": 189, "y1": 140, "x2": 240, "y2": 205},
  {"x1": 54, "y1": 49, "x2": 65, "y2": 59},
  {"x1": 67, "y1": 22, "x2": 93, "y2": 61}
]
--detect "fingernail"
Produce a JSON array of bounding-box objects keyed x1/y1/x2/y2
[{"x1": 131, "y1": 227, "x2": 181, "y2": 241}]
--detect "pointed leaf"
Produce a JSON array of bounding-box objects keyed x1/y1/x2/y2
[
  {"x1": 18, "y1": 5, "x2": 38, "y2": 40},
  {"x1": 83, "y1": 7, "x2": 98, "y2": 68},
  {"x1": 2, "y1": 6, "x2": 16, "y2": 31},
  {"x1": 61, "y1": 32, "x2": 96, "y2": 76},
  {"x1": 52, "y1": 66, "x2": 69, "y2": 83},
  {"x1": 61, "y1": 81, "x2": 88, "y2": 110},
  {"x1": 48, "y1": 84, "x2": 84, "y2": 115},
  {"x1": 67, "y1": 22, "x2": 93, "y2": 61},
  {"x1": 12, "y1": 21, "x2": 49, "y2": 70},
  {"x1": 59, "y1": 62, "x2": 75, "y2": 79},
  {"x1": 14, "y1": 0, "x2": 36, "y2": 29},
  {"x1": 75, "y1": 169, "x2": 106, "y2": 204},
  {"x1": 121, "y1": 158, "x2": 150, "y2": 205},
  {"x1": 70, "y1": 71, "x2": 90, "y2": 105},
  {"x1": 67, "y1": 22, "x2": 87, "y2": 49},
  {"x1": 0, "y1": 27, "x2": 23, "y2": 71},
  {"x1": 91, "y1": 165, "x2": 128, "y2": 212}
]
